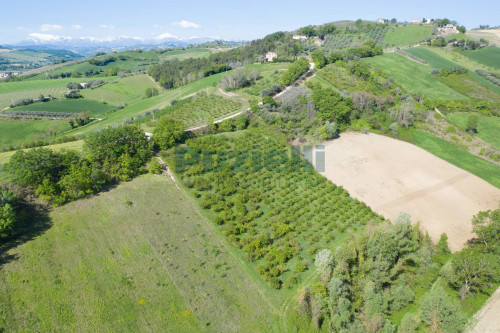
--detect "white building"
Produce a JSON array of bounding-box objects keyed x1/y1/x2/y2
[
  {"x1": 376, "y1": 18, "x2": 385, "y2": 24},
  {"x1": 79, "y1": 82, "x2": 89, "y2": 89},
  {"x1": 293, "y1": 35, "x2": 308, "y2": 40},
  {"x1": 412, "y1": 18, "x2": 422, "y2": 24},
  {"x1": 265, "y1": 52, "x2": 278, "y2": 62}
]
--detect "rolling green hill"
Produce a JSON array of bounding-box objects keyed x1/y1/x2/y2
[
  {"x1": 0, "y1": 174, "x2": 281, "y2": 332},
  {"x1": 367, "y1": 53, "x2": 468, "y2": 100}
]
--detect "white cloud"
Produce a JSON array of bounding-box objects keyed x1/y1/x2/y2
[
  {"x1": 27, "y1": 33, "x2": 71, "y2": 43},
  {"x1": 71, "y1": 24, "x2": 83, "y2": 30},
  {"x1": 40, "y1": 24, "x2": 63, "y2": 32},
  {"x1": 155, "y1": 32, "x2": 179, "y2": 40},
  {"x1": 153, "y1": 24, "x2": 161, "y2": 29},
  {"x1": 16, "y1": 26, "x2": 30, "y2": 31},
  {"x1": 99, "y1": 24, "x2": 115, "y2": 30},
  {"x1": 171, "y1": 20, "x2": 201, "y2": 29}
]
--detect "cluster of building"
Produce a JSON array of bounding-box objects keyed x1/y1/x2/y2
[{"x1": 0, "y1": 72, "x2": 21, "y2": 79}]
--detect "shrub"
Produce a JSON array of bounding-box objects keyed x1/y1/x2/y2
[
  {"x1": 153, "y1": 118, "x2": 185, "y2": 150},
  {"x1": 148, "y1": 157, "x2": 163, "y2": 174}
]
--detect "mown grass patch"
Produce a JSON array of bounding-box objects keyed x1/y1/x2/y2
[{"x1": 413, "y1": 130, "x2": 500, "y2": 188}]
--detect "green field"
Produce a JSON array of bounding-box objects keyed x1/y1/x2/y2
[
  {"x1": 413, "y1": 130, "x2": 500, "y2": 188},
  {"x1": 447, "y1": 113, "x2": 500, "y2": 149},
  {"x1": 0, "y1": 119, "x2": 71, "y2": 148},
  {"x1": 10, "y1": 99, "x2": 115, "y2": 115},
  {"x1": 383, "y1": 25, "x2": 433, "y2": 47},
  {"x1": 0, "y1": 174, "x2": 281, "y2": 332},
  {"x1": 0, "y1": 140, "x2": 84, "y2": 166},
  {"x1": 0, "y1": 77, "x2": 115, "y2": 109},
  {"x1": 464, "y1": 47, "x2": 500, "y2": 69},
  {"x1": 81, "y1": 74, "x2": 160, "y2": 105},
  {"x1": 367, "y1": 53, "x2": 468, "y2": 100},
  {"x1": 405, "y1": 47, "x2": 459, "y2": 69},
  {"x1": 426, "y1": 47, "x2": 500, "y2": 94}
]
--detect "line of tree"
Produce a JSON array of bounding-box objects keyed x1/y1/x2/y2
[
  {"x1": 281, "y1": 58, "x2": 310, "y2": 86},
  {"x1": 294, "y1": 209, "x2": 499, "y2": 332},
  {"x1": 4, "y1": 125, "x2": 152, "y2": 206}
]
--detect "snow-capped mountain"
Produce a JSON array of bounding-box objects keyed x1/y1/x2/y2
[{"x1": 14, "y1": 33, "x2": 222, "y2": 56}]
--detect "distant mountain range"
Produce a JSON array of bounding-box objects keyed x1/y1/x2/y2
[{"x1": 4, "y1": 34, "x2": 236, "y2": 56}]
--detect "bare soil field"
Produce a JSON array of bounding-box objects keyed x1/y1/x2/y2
[
  {"x1": 316, "y1": 132, "x2": 500, "y2": 251},
  {"x1": 470, "y1": 287, "x2": 500, "y2": 333},
  {"x1": 467, "y1": 29, "x2": 500, "y2": 46}
]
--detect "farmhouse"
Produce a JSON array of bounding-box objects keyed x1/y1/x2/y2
[
  {"x1": 265, "y1": 52, "x2": 277, "y2": 62},
  {"x1": 292, "y1": 35, "x2": 308, "y2": 40},
  {"x1": 79, "y1": 82, "x2": 89, "y2": 89},
  {"x1": 412, "y1": 18, "x2": 422, "y2": 24},
  {"x1": 436, "y1": 23, "x2": 459, "y2": 36},
  {"x1": 376, "y1": 18, "x2": 385, "y2": 24}
]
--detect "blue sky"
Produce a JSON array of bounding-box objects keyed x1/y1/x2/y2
[{"x1": 0, "y1": 0, "x2": 498, "y2": 44}]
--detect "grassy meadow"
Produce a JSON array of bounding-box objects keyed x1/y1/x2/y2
[
  {"x1": 447, "y1": 112, "x2": 500, "y2": 149},
  {"x1": 10, "y1": 99, "x2": 115, "y2": 115},
  {"x1": 383, "y1": 25, "x2": 433, "y2": 47},
  {"x1": 0, "y1": 77, "x2": 115, "y2": 109},
  {"x1": 81, "y1": 74, "x2": 160, "y2": 105},
  {"x1": 0, "y1": 174, "x2": 281, "y2": 332},
  {"x1": 464, "y1": 47, "x2": 500, "y2": 69},
  {"x1": 367, "y1": 53, "x2": 468, "y2": 100},
  {"x1": 0, "y1": 119, "x2": 71, "y2": 148},
  {"x1": 413, "y1": 130, "x2": 500, "y2": 188}
]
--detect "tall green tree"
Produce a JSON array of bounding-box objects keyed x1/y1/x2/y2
[{"x1": 153, "y1": 118, "x2": 185, "y2": 150}]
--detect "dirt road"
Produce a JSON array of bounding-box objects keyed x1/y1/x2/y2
[{"x1": 469, "y1": 287, "x2": 500, "y2": 333}]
